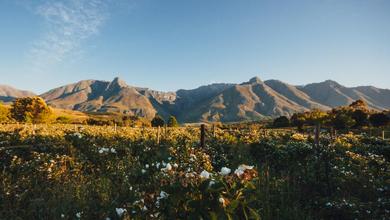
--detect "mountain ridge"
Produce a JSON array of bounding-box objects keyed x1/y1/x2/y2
[{"x1": 1, "y1": 77, "x2": 389, "y2": 122}]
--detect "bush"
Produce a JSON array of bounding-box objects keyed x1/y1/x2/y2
[
  {"x1": 273, "y1": 116, "x2": 290, "y2": 128},
  {"x1": 10, "y1": 97, "x2": 52, "y2": 123},
  {"x1": 151, "y1": 115, "x2": 165, "y2": 127},
  {"x1": 0, "y1": 102, "x2": 10, "y2": 123},
  {"x1": 369, "y1": 112, "x2": 389, "y2": 127},
  {"x1": 167, "y1": 116, "x2": 179, "y2": 127}
]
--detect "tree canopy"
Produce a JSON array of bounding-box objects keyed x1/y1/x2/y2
[
  {"x1": 167, "y1": 116, "x2": 179, "y2": 127},
  {"x1": 10, "y1": 97, "x2": 52, "y2": 123},
  {"x1": 151, "y1": 114, "x2": 165, "y2": 127}
]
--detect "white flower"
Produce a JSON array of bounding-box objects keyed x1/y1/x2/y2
[
  {"x1": 219, "y1": 167, "x2": 231, "y2": 176},
  {"x1": 200, "y1": 170, "x2": 210, "y2": 179},
  {"x1": 161, "y1": 163, "x2": 172, "y2": 171},
  {"x1": 159, "y1": 191, "x2": 169, "y2": 199},
  {"x1": 173, "y1": 163, "x2": 179, "y2": 168},
  {"x1": 219, "y1": 197, "x2": 225, "y2": 204},
  {"x1": 234, "y1": 164, "x2": 254, "y2": 176},
  {"x1": 61, "y1": 214, "x2": 65, "y2": 218},
  {"x1": 141, "y1": 169, "x2": 146, "y2": 174},
  {"x1": 145, "y1": 164, "x2": 149, "y2": 168},
  {"x1": 76, "y1": 212, "x2": 82, "y2": 218},
  {"x1": 142, "y1": 206, "x2": 148, "y2": 211},
  {"x1": 116, "y1": 208, "x2": 126, "y2": 217},
  {"x1": 209, "y1": 180, "x2": 215, "y2": 187},
  {"x1": 99, "y1": 149, "x2": 104, "y2": 154},
  {"x1": 110, "y1": 148, "x2": 116, "y2": 153}
]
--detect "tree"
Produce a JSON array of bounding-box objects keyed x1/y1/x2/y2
[
  {"x1": 351, "y1": 109, "x2": 369, "y2": 128},
  {"x1": 330, "y1": 108, "x2": 355, "y2": 130},
  {"x1": 273, "y1": 116, "x2": 290, "y2": 128},
  {"x1": 0, "y1": 102, "x2": 10, "y2": 123},
  {"x1": 151, "y1": 114, "x2": 165, "y2": 127},
  {"x1": 167, "y1": 116, "x2": 179, "y2": 127},
  {"x1": 291, "y1": 113, "x2": 306, "y2": 130},
  {"x1": 349, "y1": 99, "x2": 368, "y2": 110},
  {"x1": 369, "y1": 113, "x2": 390, "y2": 127},
  {"x1": 10, "y1": 97, "x2": 52, "y2": 123}
]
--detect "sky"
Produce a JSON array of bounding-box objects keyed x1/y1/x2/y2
[{"x1": 0, "y1": 0, "x2": 389, "y2": 94}]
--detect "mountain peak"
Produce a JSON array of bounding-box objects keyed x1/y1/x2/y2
[
  {"x1": 108, "y1": 77, "x2": 127, "y2": 89},
  {"x1": 248, "y1": 76, "x2": 262, "y2": 84}
]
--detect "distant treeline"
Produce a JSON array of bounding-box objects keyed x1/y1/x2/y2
[{"x1": 272, "y1": 99, "x2": 390, "y2": 130}]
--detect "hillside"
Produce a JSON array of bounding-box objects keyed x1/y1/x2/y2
[
  {"x1": 2, "y1": 76, "x2": 390, "y2": 122},
  {"x1": 0, "y1": 85, "x2": 35, "y2": 102}
]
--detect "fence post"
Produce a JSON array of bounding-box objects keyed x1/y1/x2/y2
[
  {"x1": 200, "y1": 124, "x2": 206, "y2": 148},
  {"x1": 315, "y1": 124, "x2": 320, "y2": 147},
  {"x1": 382, "y1": 129, "x2": 385, "y2": 140},
  {"x1": 114, "y1": 123, "x2": 117, "y2": 132},
  {"x1": 157, "y1": 126, "x2": 161, "y2": 144}
]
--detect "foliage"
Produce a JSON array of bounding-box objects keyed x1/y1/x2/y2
[
  {"x1": 167, "y1": 116, "x2": 179, "y2": 127},
  {"x1": 290, "y1": 112, "x2": 306, "y2": 130},
  {"x1": 151, "y1": 114, "x2": 165, "y2": 127},
  {"x1": 273, "y1": 116, "x2": 290, "y2": 128},
  {"x1": 330, "y1": 107, "x2": 356, "y2": 130},
  {"x1": 351, "y1": 109, "x2": 369, "y2": 128},
  {"x1": 369, "y1": 112, "x2": 390, "y2": 127},
  {"x1": 0, "y1": 124, "x2": 388, "y2": 219},
  {"x1": 10, "y1": 97, "x2": 52, "y2": 123},
  {"x1": 0, "y1": 102, "x2": 10, "y2": 123}
]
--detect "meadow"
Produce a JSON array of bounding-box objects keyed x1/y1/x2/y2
[{"x1": 0, "y1": 124, "x2": 389, "y2": 219}]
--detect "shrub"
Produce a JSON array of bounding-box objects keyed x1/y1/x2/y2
[
  {"x1": 369, "y1": 112, "x2": 390, "y2": 127},
  {"x1": 167, "y1": 116, "x2": 179, "y2": 127},
  {"x1": 151, "y1": 115, "x2": 165, "y2": 127},
  {"x1": 10, "y1": 97, "x2": 52, "y2": 123},
  {"x1": 273, "y1": 116, "x2": 290, "y2": 128}
]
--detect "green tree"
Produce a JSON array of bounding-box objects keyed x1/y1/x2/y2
[
  {"x1": 273, "y1": 116, "x2": 290, "y2": 128},
  {"x1": 0, "y1": 101, "x2": 10, "y2": 123},
  {"x1": 290, "y1": 113, "x2": 306, "y2": 130},
  {"x1": 151, "y1": 114, "x2": 165, "y2": 127},
  {"x1": 351, "y1": 109, "x2": 369, "y2": 128},
  {"x1": 330, "y1": 108, "x2": 355, "y2": 130},
  {"x1": 10, "y1": 97, "x2": 52, "y2": 123},
  {"x1": 167, "y1": 115, "x2": 179, "y2": 127},
  {"x1": 369, "y1": 113, "x2": 390, "y2": 127}
]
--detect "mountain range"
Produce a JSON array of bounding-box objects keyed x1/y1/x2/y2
[{"x1": 1, "y1": 77, "x2": 389, "y2": 122}]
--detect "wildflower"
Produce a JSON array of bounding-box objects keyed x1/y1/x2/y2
[
  {"x1": 61, "y1": 214, "x2": 65, "y2": 218},
  {"x1": 145, "y1": 164, "x2": 149, "y2": 168},
  {"x1": 161, "y1": 163, "x2": 172, "y2": 172},
  {"x1": 219, "y1": 197, "x2": 228, "y2": 207},
  {"x1": 141, "y1": 169, "x2": 146, "y2": 174},
  {"x1": 234, "y1": 164, "x2": 254, "y2": 176},
  {"x1": 219, "y1": 167, "x2": 231, "y2": 176},
  {"x1": 116, "y1": 208, "x2": 126, "y2": 217},
  {"x1": 157, "y1": 191, "x2": 169, "y2": 200},
  {"x1": 200, "y1": 170, "x2": 210, "y2": 179},
  {"x1": 110, "y1": 148, "x2": 116, "y2": 153},
  {"x1": 76, "y1": 212, "x2": 82, "y2": 218}
]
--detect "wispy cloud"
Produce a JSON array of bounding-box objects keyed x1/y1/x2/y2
[{"x1": 27, "y1": 0, "x2": 110, "y2": 72}]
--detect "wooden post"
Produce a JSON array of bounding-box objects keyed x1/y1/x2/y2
[
  {"x1": 157, "y1": 126, "x2": 160, "y2": 144},
  {"x1": 114, "y1": 123, "x2": 117, "y2": 132},
  {"x1": 330, "y1": 127, "x2": 334, "y2": 140},
  {"x1": 315, "y1": 124, "x2": 320, "y2": 147},
  {"x1": 200, "y1": 124, "x2": 206, "y2": 148},
  {"x1": 382, "y1": 129, "x2": 385, "y2": 140}
]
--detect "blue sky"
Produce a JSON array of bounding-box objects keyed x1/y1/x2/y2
[{"x1": 0, "y1": 0, "x2": 389, "y2": 93}]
